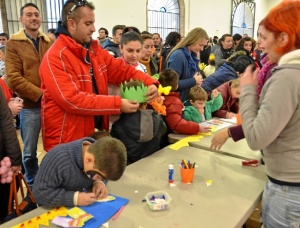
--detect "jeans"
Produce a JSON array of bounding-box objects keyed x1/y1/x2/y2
[
  {"x1": 20, "y1": 108, "x2": 41, "y2": 188},
  {"x1": 262, "y1": 180, "x2": 300, "y2": 228}
]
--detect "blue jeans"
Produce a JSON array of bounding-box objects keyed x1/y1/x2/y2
[
  {"x1": 262, "y1": 180, "x2": 300, "y2": 228},
  {"x1": 20, "y1": 108, "x2": 41, "y2": 188}
]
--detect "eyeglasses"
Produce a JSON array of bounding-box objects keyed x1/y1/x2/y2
[
  {"x1": 85, "y1": 169, "x2": 108, "y2": 185},
  {"x1": 67, "y1": 0, "x2": 88, "y2": 20}
]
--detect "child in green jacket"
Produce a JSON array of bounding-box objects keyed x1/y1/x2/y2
[{"x1": 183, "y1": 86, "x2": 223, "y2": 123}]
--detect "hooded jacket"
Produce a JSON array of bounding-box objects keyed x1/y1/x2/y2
[
  {"x1": 163, "y1": 92, "x2": 200, "y2": 135},
  {"x1": 240, "y1": 49, "x2": 300, "y2": 184},
  {"x1": 201, "y1": 63, "x2": 238, "y2": 94},
  {"x1": 184, "y1": 92, "x2": 223, "y2": 123},
  {"x1": 40, "y1": 22, "x2": 158, "y2": 151},
  {"x1": 110, "y1": 110, "x2": 165, "y2": 165},
  {"x1": 103, "y1": 38, "x2": 121, "y2": 57}
]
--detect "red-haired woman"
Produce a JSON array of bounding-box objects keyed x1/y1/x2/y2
[{"x1": 239, "y1": 1, "x2": 300, "y2": 226}]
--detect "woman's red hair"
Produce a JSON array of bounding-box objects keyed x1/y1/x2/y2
[{"x1": 259, "y1": 0, "x2": 300, "y2": 54}]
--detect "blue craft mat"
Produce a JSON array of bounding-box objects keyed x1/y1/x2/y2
[{"x1": 79, "y1": 194, "x2": 129, "y2": 227}]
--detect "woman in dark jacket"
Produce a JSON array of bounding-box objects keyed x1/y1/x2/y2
[{"x1": 158, "y1": 31, "x2": 181, "y2": 72}]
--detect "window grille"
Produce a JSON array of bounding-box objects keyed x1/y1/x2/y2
[
  {"x1": 148, "y1": 0, "x2": 180, "y2": 41},
  {"x1": 1, "y1": 0, "x2": 65, "y2": 35},
  {"x1": 231, "y1": 0, "x2": 256, "y2": 37}
]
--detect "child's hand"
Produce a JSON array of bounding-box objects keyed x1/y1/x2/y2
[
  {"x1": 211, "y1": 89, "x2": 219, "y2": 98},
  {"x1": 77, "y1": 192, "x2": 96, "y2": 206},
  {"x1": 93, "y1": 181, "x2": 108, "y2": 200},
  {"x1": 199, "y1": 124, "x2": 211, "y2": 133},
  {"x1": 197, "y1": 107, "x2": 204, "y2": 114},
  {"x1": 226, "y1": 112, "x2": 235, "y2": 119}
]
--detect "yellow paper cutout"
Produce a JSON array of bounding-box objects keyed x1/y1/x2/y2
[
  {"x1": 52, "y1": 206, "x2": 68, "y2": 217},
  {"x1": 34, "y1": 213, "x2": 50, "y2": 226},
  {"x1": 44, "y1": 210, "x2": 57, "y2": 220},
  {"x1": 25, "y1": 220, "x2": 39, "y2": 228},
  {"x1": 168, "y1": 134, "x2": 204, "y2": 150},
  {"x1": 12, "y1": 219, "x2": 40, "y2": 228},
  {"x1": 11, "y1": 223, "x2": 27, "y2": 228},
  {"x1": 168, "y1": 125, "x2": 217, "y2": 150},
  {"x1": 206, "y1": 180, "x2": 213, "y2": 187},
  {"x1": 67, "y1": 207, "x2": 87, "y2": 219}
]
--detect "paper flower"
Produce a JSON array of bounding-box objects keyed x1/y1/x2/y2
[{"x1": 199, "y1": 62, "x2": 206, "y2": 71}]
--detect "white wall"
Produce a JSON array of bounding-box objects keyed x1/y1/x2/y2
[
  {"x1": 90, "y1": 0, "x2": 282, "y2": 40},
  {"x1": 186, "y1": 0, "x2": 232, "y2": 37},
  {"x1": 90, "y1": 0, "x2": 147, "y2": 39}
]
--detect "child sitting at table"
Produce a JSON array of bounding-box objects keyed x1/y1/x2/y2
[
  {"x1": 110, "y1": 80, "x2": 166, "y2": 165},
  {"x1": 183, "y1": 86, "x2": 223, "y2": 123},
  {"x1": 159, "y1": 68, "x2": 211, "y2": 136},
  {"x1": 213, "y1": 78, "x2": 240, "y2": 119},
  {"x1": 32, "y1": 136, "x2": 127, "y2": 207}
]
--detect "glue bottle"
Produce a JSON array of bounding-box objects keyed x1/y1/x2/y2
[{"x1": 168, "y1": 164, "x2": 174, "y2": 183}]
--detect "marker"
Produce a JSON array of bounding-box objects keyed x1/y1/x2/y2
[
  {"x1": 112, "y1": 205, "x2": 125, "y2": 220},
  {"x1": 183, "y1": 160, "x2": 189, "y2": 169},
  {"x1": 83, "y1": 188, "x2": 88, "y2": 193}
]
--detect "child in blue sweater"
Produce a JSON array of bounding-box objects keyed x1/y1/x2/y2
[{"x1": 33, "y1": 136, "x2": 127, "y2": 207}]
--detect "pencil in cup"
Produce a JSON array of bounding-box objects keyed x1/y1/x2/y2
[
  {"x1": 181, "y1": 160, "x2": 195, "y2": 169},
  {"x1": 180, "y1": 160, "x2": 195, "y2": 183}
]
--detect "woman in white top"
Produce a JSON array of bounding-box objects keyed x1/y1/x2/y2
[{"x1": 108, "y1": 29, "x2": 147, "y2": 129}]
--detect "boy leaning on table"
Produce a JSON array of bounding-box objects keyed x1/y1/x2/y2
[{"x1": 32, "y1": 136, "x2": 127, "y2": 207}]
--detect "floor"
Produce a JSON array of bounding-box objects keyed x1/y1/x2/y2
[
  {"x1": 16, "y1": 129, "x2": 46, "y2": 201},
  {"x1": 16, "y1": 129, "x2": 47, "y2": 166}
]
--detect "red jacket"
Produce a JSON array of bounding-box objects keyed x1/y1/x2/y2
[
  {"x1": 40, "y1": 35, "x2": 158, "y2": 151},
  {"x1": 0, "y1": 79, "x2": 13, "y2": 101},
  {"x1": 212, "y1": 81, "x2": 239, "y2": 118},
  {"x1": 164, "y1": 92, "x2": 199, "y2": 134}
]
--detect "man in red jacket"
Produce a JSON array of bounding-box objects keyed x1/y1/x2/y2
[{"x1": 40, "y1": 0, "x2": 158, "y2": 152}]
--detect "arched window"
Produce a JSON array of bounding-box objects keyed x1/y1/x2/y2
[
  {"x1": 147, "y1": 0, "x2": 181, "y2": 40},
  {"x1": 231, "y1": 0, "x2": 256, "y2": 37}
]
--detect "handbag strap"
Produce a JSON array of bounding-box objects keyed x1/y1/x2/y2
[
  {"x1": 7, "y1": 172, "x2": 37, "y2": 216},
  {"x1": 7, "y1": 173, "x2": 17, "y2": 213},
  {"x1": 18, "y1": 172, "x2": 36, "y2": 204}
]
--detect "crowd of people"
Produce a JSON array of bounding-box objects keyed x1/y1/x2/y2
[{"x1": 0, "y1": 0, "x2": 300, "y2": 227}]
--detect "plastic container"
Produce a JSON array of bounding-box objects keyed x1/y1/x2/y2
[{"x1": 145, "y1": 191, "x2": 172, "y2": 211}]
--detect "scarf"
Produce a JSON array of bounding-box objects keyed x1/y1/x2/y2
[
  {"x1": 183, "y1": 46, "x2": 200, "y2": 73},
  {"x1": 220, "y1": 46, "x2": 234, "y2": 59},
  {"x1": 257, "y1": 54, "x2": 277, "y2": 97},
  {"x1": 139, "y1": 58, "x2": 151, "y2": 76}
]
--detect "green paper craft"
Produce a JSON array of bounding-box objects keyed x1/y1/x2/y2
[
  {"x1": 120, "y1": 79, "x2": 149, "y2": 103},
  {"x1": 152, "y1": 74, "x2": 160, "y2": 80}
]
